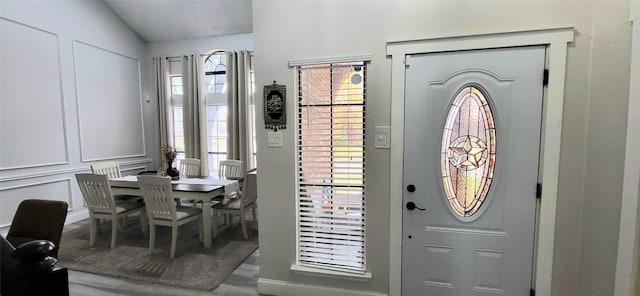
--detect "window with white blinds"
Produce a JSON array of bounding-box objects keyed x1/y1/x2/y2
[{"x1": 296, "y1": 62, "x2": 366, "y2": 273}]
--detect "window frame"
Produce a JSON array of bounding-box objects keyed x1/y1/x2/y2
[
  {"x1": 204, "y1": 51, "x2": 227, "y2": 95},
  {"x1": 169, "y1": 51, "x2": 256, "y2": 176},
  {"x1": 293, "y1": 61, "x2": 370, "y2": 277}
]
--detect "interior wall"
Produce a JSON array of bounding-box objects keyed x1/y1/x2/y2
[
  {"x1": 252, "y1": 0, "x2": 631, "y2": 295},
  {"x1": 580, "y1": 1, "x2": 632, "y2": 295},
  {"x1": 146, "y1": 33, "x2": 253, "y2": 57},
  {"x1": 0, "y1": 0, "x2": 150, "y2": 232}
]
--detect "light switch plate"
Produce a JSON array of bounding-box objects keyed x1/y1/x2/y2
[
  {"x1": 268, "y1": 131, "x2": 283, "y2": 147},
  {"x1": 375, "y1": 126, "x2": 391, "y2": 149}
]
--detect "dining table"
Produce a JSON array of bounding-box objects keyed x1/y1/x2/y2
[{"x1": 109, "y1": 175, "x2": 239, "y2": 248}]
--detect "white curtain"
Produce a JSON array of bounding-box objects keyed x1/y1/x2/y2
[
  {"x1": 226, "y1": 50, "x2": 252, "y2": 174},
  {"x1": 153, "y1": 57, "x2": 173, "y2": 169},
  {"x1": 182, "y1": 54, "x2": 210, "y2": 176}
]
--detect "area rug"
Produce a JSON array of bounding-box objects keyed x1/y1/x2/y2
[{"x1": 57, "y1": 216, "x2": 258, "y2": 291}]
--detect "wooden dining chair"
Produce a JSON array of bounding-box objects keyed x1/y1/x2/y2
[
  {"x1": 177, "y1": 158, "x2": 202, "y2": 206},
  {"x1": 179, "y1": 158, "x2": 201, "y2": 177},
  {"x1": 211, "y1": 181, "x2": 257, "y2": 240},
  {"x1": 218, "y1": 160, "x2": 243, "y2": 180},
  {"x1": 137, "y1": 175, "x2": 202, "y2": 258},
  {"x1": 75, "y1": 173, "x2": 147, "y2": 249},
  {"x1": 90, "y1": 161, "x2": 123, "y2": 179},
  {"x1": 91, "y1": 161, "x2": 140, "y2": 203}
]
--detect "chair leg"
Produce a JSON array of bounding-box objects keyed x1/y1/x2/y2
[
  {"x1": 252, "y1": 204, "x2": 257, "y2": 228},
  {"x1": 149, "y1": 221, "x2": 156, "y2": 255},
  {"x1": 240, "y1": 210, "x2": 248, "y2": 240},
  {"x1": 139, "y1": 211, "x2": 148, "y2": 235},
  {"x1": 89, "y1": 216, "x2": 97, "y2": 247},
  {"x1": 170, "y1": 225, "x2": 178, "y2": 259},
  {"x1": 111, "y1": 216, "x2": 118, "y2": 249},
  {"x1": 198, "y1": 216, "x2": 203, "y2": 242},
  {"x1": 212, "y1": 211, "x2": 219, "y2": 239}
]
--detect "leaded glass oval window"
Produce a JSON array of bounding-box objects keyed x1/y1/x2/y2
[{"x1": 441, "y1": 85, "x2": 496, "y2": 218}]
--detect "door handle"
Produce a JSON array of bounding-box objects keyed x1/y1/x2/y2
[{"x1": 406, "y1": 201, "x2": 426, "y2": 211}]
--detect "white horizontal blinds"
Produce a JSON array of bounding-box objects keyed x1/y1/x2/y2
[{"x1": 297, "y1": 62, "x2": 366, "y2": 273}]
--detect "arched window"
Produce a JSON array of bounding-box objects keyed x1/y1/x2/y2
[
  {"x1": 204, "y1": 51, "x2": 226, "y2": 94},
  {"x1": 203, "y1": 51, "x2": 228, "y2": 174}
]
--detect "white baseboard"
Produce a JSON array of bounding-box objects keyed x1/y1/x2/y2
[
  {"x1": 257, "y1": 278, "x2": 388, "y2": 296},
  {"x1": 65, "y1": 209, "x2": 90, "y2": 224}
]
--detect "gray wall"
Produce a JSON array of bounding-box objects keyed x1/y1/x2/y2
[
  {"x1": 0, "y1": 1, "x2": 150, "y2": 230},
  {"x1": 252, "y1": 0, "x2": 632, "y2": 295}
]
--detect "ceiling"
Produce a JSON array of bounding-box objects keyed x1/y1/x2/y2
[{"x1": 104, "y1": 0, "x2": 253, "y2": 43}]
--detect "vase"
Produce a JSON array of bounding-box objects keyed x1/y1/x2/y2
[{"x1": 166, "y1": 160, "x2": 180, "y2": 180}]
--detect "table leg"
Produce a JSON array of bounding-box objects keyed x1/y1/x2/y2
[{"x1": 202, "y1": 199, "x2": 212, "y2": 247}]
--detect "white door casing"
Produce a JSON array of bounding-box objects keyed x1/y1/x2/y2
[
  {"x1": 387, "y1": 28, "x2": 574, "y2": 296},
  {"x1": 402, "y1": 46, "x2": 545, "y2": 295}
]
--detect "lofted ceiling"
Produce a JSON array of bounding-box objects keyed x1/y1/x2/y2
[{"x1": 103, "y1": 0, "x2": 253, "y2": 43}]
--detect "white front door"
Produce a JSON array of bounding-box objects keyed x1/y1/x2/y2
[{"x1": 402, "y1": 46, "x2": 546, "y2": 296}]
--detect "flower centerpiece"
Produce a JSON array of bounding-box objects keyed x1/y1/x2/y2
[{"x1": 161, "y1": 145, "x2": 180, "y2": 179}]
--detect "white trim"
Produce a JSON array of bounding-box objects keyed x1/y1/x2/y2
[
  {"x1": 257, "y1": 278, "x2": 387, "y2": 296},
  {"x1": 614, "y1": 5, "x2": 640, "y2": 296},
  {"x1": 120, "y1": 165, "x2": 148, "y2": 173},
  {"x1": 64, "y1": 210, "x2": 90, "y2": 226},
  {"x1": 0, "y1": 178, "x2": 75, "y2": 228},
  {"x1": 290, "y1": 264, "x2": 372, "y2": 281},
  {"x1": 386, "y1": 27, "x2": 573, "y2": 296},
  {"x1": 0, "y1": 158, "x2": 153, "y2": 182},
  {"x1": 0, "y1": 17, "x2": 70, "y2": 171},
  {"x1": 0, "y1": 161, "x2": 70, "y2": 171},
  {"x1": 81, "y1": 154, "x2": 147, "y2": 163},
  {"x1": 72, "y1": 39, "x2": 147, "y2": 163},
  {"x1": 288, "y1": 54, "x2": 372, "y2": 67}
]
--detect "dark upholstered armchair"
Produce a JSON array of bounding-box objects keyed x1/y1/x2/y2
[{"x1": 6, "y1": 199, "x2": 68, "y2": 258}]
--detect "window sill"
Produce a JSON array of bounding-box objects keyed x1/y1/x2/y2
[{"x1": 290, "y1": 264, "x2": 372, "y2": 282}]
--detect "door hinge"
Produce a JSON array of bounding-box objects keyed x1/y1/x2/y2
[
  {"x1": 530, "y1": 288, "x2": 536, "y2": 296},
  {"x1": 543, "y1": 69, "x2": 549, "y2": 86},
  {"x1": 404, "y1": 55, "x2": 411, "y2": 67},
  {"x1": 536, "y1": 183, "x2": 542, "y2": 199}
]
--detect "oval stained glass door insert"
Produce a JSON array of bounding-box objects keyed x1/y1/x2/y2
[{"x1": 441, "y1": 85, "x2": 496, "y2": 218}]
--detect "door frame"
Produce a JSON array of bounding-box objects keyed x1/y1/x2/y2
[{"x1": 386, "y1": 27, "x2": 574, "y2": 296}]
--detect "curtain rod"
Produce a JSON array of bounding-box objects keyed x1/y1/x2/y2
[{"x1": 160, "y1": 51, "x2": 254, "y2": 60}]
